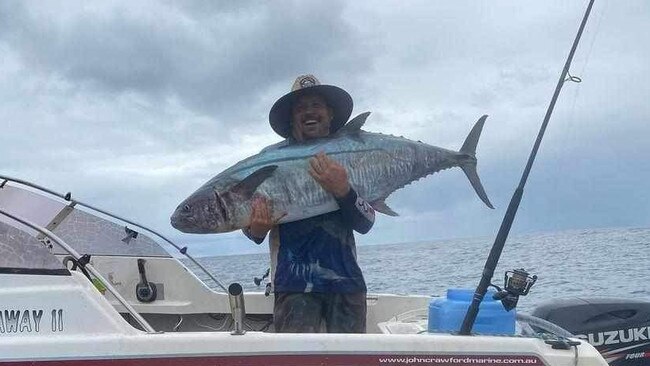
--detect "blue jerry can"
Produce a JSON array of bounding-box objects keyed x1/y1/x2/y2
[{"x1": 428, "y1": 288, "x2": 516, "y2": 335}]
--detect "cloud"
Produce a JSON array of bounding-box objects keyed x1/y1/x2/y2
[
  {"x1": 1, "y1": 1, "x2": 374, "y2": 124},
  {"x1": 0, "y1": 0, "x2": 648, "y2": 256}
]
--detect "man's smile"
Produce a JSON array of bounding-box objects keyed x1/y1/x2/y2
[{"x1": 303, "y1": 119, "x2": 320, "y2": 126}]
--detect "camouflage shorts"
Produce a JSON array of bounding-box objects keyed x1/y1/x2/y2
[{"x1": 273, "y1": 292, "x2": 366, "y2": 333}]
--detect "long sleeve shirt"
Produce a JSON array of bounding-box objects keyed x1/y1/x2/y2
[{"x1": 243, "y1": 187, "x2": 375, "y2": 293}]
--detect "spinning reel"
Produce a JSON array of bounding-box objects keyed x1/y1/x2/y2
[{"x1": 491, "y1": 268, "x2": 537, "y2": 311}]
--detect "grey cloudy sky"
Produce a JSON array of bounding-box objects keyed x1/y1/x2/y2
[{"x1": 1, "y1": 0, "x2": 648, "y2": 256}]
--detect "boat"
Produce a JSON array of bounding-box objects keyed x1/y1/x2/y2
[
  {"x1": 3, "y1": 1, "x2": 646, "y2": 364},
  {"x1": 0, "y1": 177, "x2": 610, "y2": 365}
]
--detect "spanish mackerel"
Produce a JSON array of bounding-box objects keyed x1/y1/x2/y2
[{"x1": 171, "y1": 113, "x2": 493, "y2": 234}]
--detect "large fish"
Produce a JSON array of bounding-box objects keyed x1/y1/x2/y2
[{"x1": 171, "y1": 113, "x2": 493, "y2": 234}]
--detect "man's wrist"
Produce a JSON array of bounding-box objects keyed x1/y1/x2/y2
[
  {"x1": 333, "y1": 184, "x2": 351, "y2": 199},
  {"x1": 245, "y1": 226, "x2": 266, "y2": 238},
  {"x1": 249, "y1": 228, "x2": 268, "y2": 239},
  {"x1": 334, "y1": 187, "x2": 357, "y2": 206}
]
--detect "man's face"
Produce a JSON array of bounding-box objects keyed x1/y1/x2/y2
[{"x1": 291, "y1": 94, "x2": 334, "y2": 141}]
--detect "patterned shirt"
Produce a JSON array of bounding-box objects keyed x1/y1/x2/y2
[{"x1": 244, "y1": 188, "x2": 375, "y2": 294}]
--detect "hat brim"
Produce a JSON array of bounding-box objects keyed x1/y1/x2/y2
[{"x1": 269, "y1": 85, "x2": 353, "y2": 138}]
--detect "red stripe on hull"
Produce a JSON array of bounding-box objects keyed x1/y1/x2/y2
[{"x1": 1, "y1": 354, "x2": 545, "y2": 366}]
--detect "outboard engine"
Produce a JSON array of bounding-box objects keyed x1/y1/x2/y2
[{"x1": 531, "y1": 297, "x2": 650, "y2": 366}]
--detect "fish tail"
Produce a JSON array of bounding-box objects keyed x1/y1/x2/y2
[
  {"x1": 459, "y1": 115, "x2": 494, "y2": 209},
  {"x1": 460, "y1": 115, "x2": 488, "y2": 155}
]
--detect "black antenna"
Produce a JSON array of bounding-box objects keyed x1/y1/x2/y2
[{"x1": 460, "y1": 0, "x2": 596, "y2": 335}]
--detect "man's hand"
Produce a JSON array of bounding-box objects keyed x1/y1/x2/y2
[
  {"x1": 308, "y1": 152, "x2": 351, "y2": 198},
  {"x1": 248, "y1": 196, "x2": 285, "y2": 238}
]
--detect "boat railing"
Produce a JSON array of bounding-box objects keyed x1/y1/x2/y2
[
  {"x1": 0, "y1": 207, "x2": 157, "y2": 333},
  {"x1": 0, "y1": 175, "x2": 228, "y2": 292}
]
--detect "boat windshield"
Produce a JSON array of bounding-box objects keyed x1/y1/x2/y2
[
  {"x1": 0, "y1": 219, "x2": 69, "y2": 275},
  {"x1": 0, "y1": 184, "x2": 170, "y2": 258}
]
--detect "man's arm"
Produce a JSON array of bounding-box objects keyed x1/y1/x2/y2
[
  {"x1": 335, "y1": 187, "x2": 375, "y2": 234},
  {"x1": 308, "y1": 152, "x2": 375, "y2": 234},
  {"x1": 242, "y1": 196, "x2": 279, "y2": 244}
]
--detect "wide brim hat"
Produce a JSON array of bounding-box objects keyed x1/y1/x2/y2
[{"x1": 269, "y1": 75, "x2": 353, "y2": 138}]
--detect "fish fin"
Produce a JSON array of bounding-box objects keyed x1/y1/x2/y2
[
  {"x1": 339, "y1": 112, "x2": 371, "y2": 134},
  {"x1": 370, "y1": 199, "x2": 399, "y2": 216},
  {"x1": 231, "y1": 165, "x2": 278, "y2": 198},
  {"x1": 461, "y1": 164, "x2": 494, "y2": 209},
  {"x1": 458, "y1": 115, "x2": 494, "y2": 209}
]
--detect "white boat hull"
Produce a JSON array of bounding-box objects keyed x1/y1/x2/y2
[{"x1": 0, "y1": 272, "x2": 607, "y2": 365}]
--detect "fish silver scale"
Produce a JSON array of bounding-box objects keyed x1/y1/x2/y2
[{"x1": 237, "y1": 134, "x2": 454, "y2": 229}]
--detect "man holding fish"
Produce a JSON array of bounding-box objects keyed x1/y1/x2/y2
[
  {"x1": 243, "y1": 75, "x2": 376, "y2": 333},
  {"x1": 171, "y1": 73, "x2": 493, "y2": 333}
]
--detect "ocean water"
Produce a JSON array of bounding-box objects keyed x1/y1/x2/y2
[{"x1": 183, "y1": 227, "x2": 650, "y2": 312}]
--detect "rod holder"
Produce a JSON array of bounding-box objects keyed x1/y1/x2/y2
[{"x1": 228, "y1": 283, "x2": 246, "y2": 335}]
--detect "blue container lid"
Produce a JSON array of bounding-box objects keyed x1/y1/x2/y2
[{"x1": 447, "y1": 288, "x2": 497, "y2": 302}]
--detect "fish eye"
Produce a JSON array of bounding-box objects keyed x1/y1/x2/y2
[{"x1": 183, "y1": 204, "x2": 191, "y2": 211}]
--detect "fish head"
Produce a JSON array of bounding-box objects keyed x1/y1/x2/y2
[
  {"x1": 171, "y1": 165, "x2": 278, "y2": 234},
  {"x1": 170, "y1": 186, "x2": 232, "y2": 233}
]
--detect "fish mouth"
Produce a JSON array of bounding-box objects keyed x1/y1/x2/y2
[
  {"x1": 170, "y1": 203, "x2": 206, "y2": 233},
  {"x1": 170, "y1": 213, "x2": 212, "y2": 234},
  {"x1": 170, "y1": 209, "x2": 194, "y2": 232}
]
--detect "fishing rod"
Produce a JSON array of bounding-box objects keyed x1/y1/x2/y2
[{"x1": 459, "y1": 0, "x2": 596, "y2": 335}]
